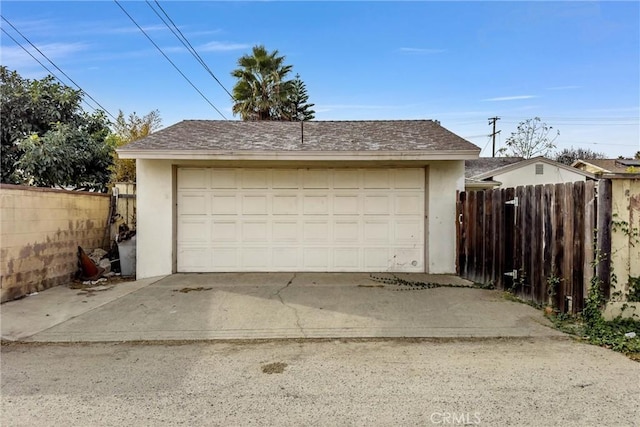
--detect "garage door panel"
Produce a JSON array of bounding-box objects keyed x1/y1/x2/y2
[
  {"x1": 242, "y1": 195, "x2": 268, "y2": 214},
  {"x1": 242, "y1": 248, "x2": 269, "y2": 268},
  {"x1": 395, "y1": 220, "x2": 422, "y2": 242},
  {"x1": 242, "y1": 221, "x2": 269, "y2": 242},
  {"x1": 178, "y1": 247, "x2": 212, "y2": 270},
  {"x1": 211, "y1": 195, "x2": 238, "y2": 215},
  {"x1": 334, "y1": 220, "x2": 359, "y2": 242},
  {"x1": 273, "y1": 195, "x2": 298, "y2": 215},
  {"x1": 211, "y1": 169, "x2": 238, "y2": 189},
  {"x1": 364, "y1": 195, "x2": 390, "y2": 214},
  {"x1": 364, "y1": 170, "x2": 390, "y2": 189},
  {"x1": 180, "y1": 194, "x2": 208, "y2": 215},
  {"x1": 273, "y1": 221, "x2": 298, "y2": 242},
  {"x1": 272, "y1": 170, "x2": 298, "y2": 188},
  {"x1": 180, "y1": 220, "x2": 208, "y2": 242},
  {"x1": 393, "y1": 248, "x2": 422, "y2": 268},
  {"x1": 178, "y1": 168, "x2": 208, "y2": 189},
  {"x1": 364, "y1": 220, "x2": 390, "y2": 241},
  {"x1": 364, "y1": 248, "x2": 391, "y2": 268},
  {"x1": 303, "y1": 169, "x2": 330, "y2": 189},
  {"x1": 303, "y1": 195, "x2": 329, "y2": 214},
  {"x1": 211, "y1": 248, "x2": 238, "y2": 269},
  {"x1": 395, "y1": 195, "x2": 422, "y2": 215},
  {"x1": 304, "y1": 248, "x2": 329, "y2": 268},
  {"x1": 334, "y1": 195, "x2": 359, "y2": 215},
  {"x1": 303, "y1": 221, "x2": 329, "y2": 242},
  {"x1": 178, "y1": 167, "x2": 425, "y2": 272},
  {"x1": 334, "y1": 248, "x2": 360, "y2": 268},
  {"x1": 241, "y1": 169, "x2": 269, "y2": 189},
  {"x1": 273, "y1": 248, "x2": 299, "y2": 268},
  {"x1": 211, "y1": 220, "x2": 237, "y2": 242},
  {"x1": 333, "y1": 170, "x2": 359, "y2": 188}
]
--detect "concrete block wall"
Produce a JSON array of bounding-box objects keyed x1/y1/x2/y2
[{"x1": 0, "y1": 185, "x2": 110, "y2": 302}]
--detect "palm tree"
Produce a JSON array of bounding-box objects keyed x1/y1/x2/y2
[{"x1": 231, "y1": 45, "x2": 293, "y2": 121}]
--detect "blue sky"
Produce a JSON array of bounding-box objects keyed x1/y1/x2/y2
[{"x1": 1, "y1": 1, "x2": 639, "y2": 158}]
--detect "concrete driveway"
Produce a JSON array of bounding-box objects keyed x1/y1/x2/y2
[{"x1": 1, "y1": 273, "x2": 563, "y2": 342}]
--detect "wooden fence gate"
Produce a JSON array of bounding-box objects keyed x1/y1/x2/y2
[{"x1": 456, "y1": 180, "x2": 612, "y2": 313}]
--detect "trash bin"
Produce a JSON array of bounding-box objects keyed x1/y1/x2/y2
[{"x1": 117, "y1": 235, "x2": 136, "y2": 277}]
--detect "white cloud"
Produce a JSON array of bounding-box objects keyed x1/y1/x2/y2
[
  {"x1": 0, "y1": 42, "x2": 89, "y2": 68},
  {"x1": 107, "y1": 24, "x2": 170, "y2": 34},
  {"x1": 198, "y1": 41, "x2": 250, "y2": 52},
  {"x1": 399, "y1": 47, "x2": 446, "y2": 54},
  {"x1": 482, "y1": 95, "x2": 538, "y2": 102}
]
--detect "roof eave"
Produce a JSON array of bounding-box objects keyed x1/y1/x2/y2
[
  {"x1": 116, "y1": 149, "x2": 481, "y2": 161},
  {"x1": 474, "y1": 156, "x2": 597, "y2": 180},
  {"x1": 465, "y1": 180, "x2": 501, "y2": 189}
]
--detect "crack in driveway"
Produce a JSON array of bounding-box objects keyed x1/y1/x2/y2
[{"x1": 273, "y1": 273, "x2": 306, "y2": 337}]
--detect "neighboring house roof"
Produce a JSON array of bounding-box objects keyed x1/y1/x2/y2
[
  {"x1": 465, "y1": 178, "x2": 501, "y2": 189},
  {"x1": 571, "y1": 158, "x2": 640, "y2": 174},
  {"x1": 117, "y1": 120, "x2": 481, "y2": 160},
  {"x1": 465, "y1": 156, "x2": 595, "y2": 183},
  {"x1": 465, "y1": 157, "x2": 524, "y2": 179}
]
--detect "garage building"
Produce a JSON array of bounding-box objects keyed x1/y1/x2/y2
[{"x1": 117, "y1": 120, "x2": 480, "y2": 278}]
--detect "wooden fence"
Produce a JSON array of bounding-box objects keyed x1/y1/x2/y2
[{"x1": 456, "y1": 180, "x2": 612, "y2": 313}]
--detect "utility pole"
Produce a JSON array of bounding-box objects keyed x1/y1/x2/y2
[{"x1": 488, "y1": 117, "x2": 501, "y2": 157}]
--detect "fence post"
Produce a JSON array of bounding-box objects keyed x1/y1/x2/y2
[{"x1": 596, "y1": 179, "x2": 612, "y2": 299}]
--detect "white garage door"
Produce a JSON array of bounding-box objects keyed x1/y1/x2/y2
[{"x1": 177, "y1": 168, "x2": 425, "y2": 272}]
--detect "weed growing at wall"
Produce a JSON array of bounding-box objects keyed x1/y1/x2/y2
[
  {"x1": 545, "y1": 253, "x2": 640, "y2": 357},
  {"x1": 628, "y1": 276, "x2": 640, "y2": 303}
]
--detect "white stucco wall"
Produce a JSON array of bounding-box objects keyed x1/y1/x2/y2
[
  {"x1": 426, "y1": 160, "x2": 464, "y2": 274},
  {"x1": 136, "y1": 159, "x2": 174, "y2": 278},
  {"x1": 134, "y1": 160, "x2": 464, "y2": 277},
  {"x1": 493, "y1": 162, "x2": 588, "y2": 188}
]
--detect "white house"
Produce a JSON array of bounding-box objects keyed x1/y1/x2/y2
[
  {"x1": 465, "y1": 156, "x2": 595, "y2": 191},
  {"x1": 117, "y1": 120, "x2": 480, "y2": 278}
]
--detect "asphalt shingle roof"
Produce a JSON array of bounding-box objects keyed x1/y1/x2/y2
[
  {"x1": 119, "y1": 120, "x2": 480, "y2": 152},
  {"x1": 577, "y1": 159, "x2": 634, "y2": 173},
  {"x1": 465, "y1": 157, "x2": 524, "y2": 178}
]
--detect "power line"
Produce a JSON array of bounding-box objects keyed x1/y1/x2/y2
[
  {"x1": 463, "y1": 134, "x2": 490, "y2": 139},
  {"x1": 146, "y1": 0, "x2": 235, "y2": 101},
  {"x1": 113, "y1": 0, "x2": 227, "y2": 120},
  {"x1": 1, "y1": 15, "x2": 118, "y2": 121},
  {"x1": 500, "y1": 121, "x2": 638, "y2": 126},
  {"x1": 1, "y1": 27, "x2": 100, "y2": 114},
  {"x1": 481, "y1": 135, "x2": 492, "y2": 154},
  {"x1": 500, "y1": 116, "x2": 639, "y2": 122}
]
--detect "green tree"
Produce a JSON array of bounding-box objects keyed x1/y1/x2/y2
[
  {"x1": 0, "y1": 67, "x2": 114, "y2": 189},
  {"x1": 499, "y1": 117, "x2": 559, "y2": 159},
  {"x1": 231, "y1": 45, "x2": 294, "y2": 121},
  {"x1": 17, "y1": 112, "x2": 114, "y2": 190},
  {"x1": 1, "y1": 66, "x2": 83, "y2": 183},
  {"x1": 554, "y1": 147, "x2": 605, "y2": 165},
  {"x1": 282, "y1": 74, "x2": 315, "y2": 121},
  {"x1": 111, "y1": 110, "x2": 162, "y2": 182}
]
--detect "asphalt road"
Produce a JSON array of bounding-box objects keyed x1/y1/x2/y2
[{"x1": 2, "y1": 338, "x2": 639, "y2": 426}]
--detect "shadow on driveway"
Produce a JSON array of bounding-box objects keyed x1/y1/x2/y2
[{"x1": 2, "y1": 273, "x2": 564, "y2": 342}]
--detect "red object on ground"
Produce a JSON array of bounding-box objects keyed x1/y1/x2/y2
[{"x1": 78, "y1": 246, "x2": 101, "y2": 280}]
